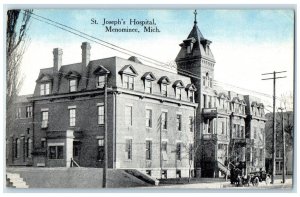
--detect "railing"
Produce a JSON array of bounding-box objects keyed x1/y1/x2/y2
[
  {"x1": 70, "y1": 158, "x2": 80, "y2": 167},
  {"x1": 202, "y1": 134, "x2": 229, "y2": 141},
  {"x1": 202, "y1": 107, "x2": 231, "y2": 116}
]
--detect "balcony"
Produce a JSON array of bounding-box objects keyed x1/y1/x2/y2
[
  {"x1": 231, "y1": 138, "x2": 247, "y2": 145},
  {"x1": 202, "y1": 134, "x2": 229, "y2": 142},
  {"x1": 202, "y1": 107, "x2": 231, "y2": 118}
]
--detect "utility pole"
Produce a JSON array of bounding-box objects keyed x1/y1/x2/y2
[
  {"x1": 262, "y1": 71, "x2": 286, "y2": 184},
  {"x1": 278, "y1": 107, "x2": 286, "y2": 183},
  {"x1": 102, "y1": 75, "x2": 108, "y2": 188}
]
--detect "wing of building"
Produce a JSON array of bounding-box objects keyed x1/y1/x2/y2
[{"x1": 6, "y1": 12, "x2": 267, "y2": 179}]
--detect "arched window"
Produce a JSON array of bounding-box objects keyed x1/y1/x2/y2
[
  {"x1": 15, "y1": 138, "x2": 20, "y2": 158},
  {"x1": 27, "y1": 138, "x2": 32, "y2": 158}
]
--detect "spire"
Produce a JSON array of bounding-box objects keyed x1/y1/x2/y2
[{"x1": 194, "y1": 10, "x2": 197, "y2": 25}]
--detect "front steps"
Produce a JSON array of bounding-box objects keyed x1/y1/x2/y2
[{"x1": 6, "y1": 173, "x2": 29, "y2": 188}]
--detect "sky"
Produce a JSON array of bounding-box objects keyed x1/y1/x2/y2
[{"x1": 18, "y1": 9, "x2": 294, "y2": 111}]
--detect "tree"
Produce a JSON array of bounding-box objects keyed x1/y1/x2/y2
[{"x1": 6, "y1": 9, "x2": 32, "y2": 136}]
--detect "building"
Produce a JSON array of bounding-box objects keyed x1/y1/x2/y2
[
  {"x1": 265, "y1": 111, "x2": 294, "y2": 175},
  {"x1": 6, "y1": 12, "x2": 267, "y2": 179}
]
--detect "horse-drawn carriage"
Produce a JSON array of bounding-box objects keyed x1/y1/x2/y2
[{"x1": 230, "y1": 168, "x2": 270, "y2": 187}]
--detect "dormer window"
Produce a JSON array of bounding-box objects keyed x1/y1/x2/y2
[
  {"x1": 119, "y1": 65, "x2": 138, "y2": 90},
  {"x1": 65, "y1": 71, "x2": 81, "y2": 93},
  {"x1": 173, "y1": 80, "x2": 184, "y2": 100},
  {"x1": 69, "y1": 79, "x2": 77, "y2": 92},
  {"x1": 93, "y1": 65, "x2": 110, "y2": 89},
  {"x1": 123, "y1": 75, "x2": 134, "y2": 90},
  {"x1": 97, "y1": 76, "x2": 105, "y2": 88},
  {"x1": 186, "y1": 84, "x2": 197, "y2": 102},
  {"x1": 158, "y1": 76, "x2": 171, "y2": 97},
  {"x1": 142, "y1": 72, "x2": 156, "y2": 94},
  {"x1": 40, "y1": 83, "x2": 50, "y2": 95},
  {"x1": 145, "y1": 80, "x2": 152, "y2": 93}
]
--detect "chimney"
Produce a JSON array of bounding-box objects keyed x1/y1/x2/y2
[
  {"x1": 53, "y1": 48, "x2": 63, "y2": 94},
  {"x1": 53, "y1": 48, "x2": 63, "y2": 72},
  {"x1": 81, "y1": 42, "x2": 91, "y2": 67},
  {"x1": 81, "y1": 42, "x2": 91, "y2": 89}
]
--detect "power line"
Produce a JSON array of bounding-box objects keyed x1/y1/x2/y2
[{"x1": 23, "y1": 11, "x2": 287, "y2": 105}]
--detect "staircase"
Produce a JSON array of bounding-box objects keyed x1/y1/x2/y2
[
  {"x1": 6, "y1": 173, "x2": 29, "y2": 188},
  {"x1": 217, "y1": 161, "x2": 230, "y2": 176}
]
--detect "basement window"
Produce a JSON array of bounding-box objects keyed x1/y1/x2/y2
[{"x1": 49, "y1": 146, "x2": 64, "y2": 159}]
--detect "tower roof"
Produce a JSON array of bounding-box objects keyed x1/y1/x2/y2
[{"x1": 187, "y1": 23, "x2": 204, "y2": 41}]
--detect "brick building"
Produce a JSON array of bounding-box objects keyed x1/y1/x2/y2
[{"x1": 6, "y1": 14, "x2": 266, "y2": 178}]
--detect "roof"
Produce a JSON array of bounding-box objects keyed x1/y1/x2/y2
[{"x1": 15, "y1": 94, "x2": 33, "y2": 103}]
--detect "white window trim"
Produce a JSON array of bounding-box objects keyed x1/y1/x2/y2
[
  {"x1": 41, "y1": 108, "x2": 49, "y2": 112},
  {"x1": 47, "y1": 142, "x2": 64, "y2": 146},
  {"x1": 68, "y1": 105, "x2": 77, "y2": 109}
]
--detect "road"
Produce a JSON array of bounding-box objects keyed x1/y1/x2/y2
[{"x1": 154, "y1": 179, "x2": 293, "y2": 189}]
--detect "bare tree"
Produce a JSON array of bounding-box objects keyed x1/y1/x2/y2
[{"x1": 6, "y1": 9, "x2": 32, "y2": 135}]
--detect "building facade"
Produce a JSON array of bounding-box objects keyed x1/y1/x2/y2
[{"x1": 6, "y1": 14, "x2": 266, "y2": 179}]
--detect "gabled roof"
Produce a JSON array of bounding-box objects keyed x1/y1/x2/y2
[
  {"x1": 64, "y1": 70, "x2": 81, "y2": 79},
  {"x1": 128, "y1": 56, "x2": 142, "y2": 64},
  {"x1": 36, "y1": 73, "x2": 53, "y2": 82},
  {"x1": 173, "y1": 80, "x2": 185, "y2": 88},
  {"x1": 93, "y1": 65, "x2": 110, "y2": 75},
  {"x1": 158, "y1": 76, "x2": 171, "y2": 85},
  {"x1": 141, "y1": 72, "x2": 156, "y2": 81},
  {"x1": 119, "y1": 64, "x2": 138, "y2": 76},
  {"x1": 185, "y1": 84, "x2": 197, "y2": 91}
]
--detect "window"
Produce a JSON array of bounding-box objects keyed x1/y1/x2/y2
[
  {"x1": 176, "y1": 87, "x2": 182, "y2": 100},
  {"x1": 26, "y1": 138, "x2": 32, "y2": 158},
  {"x1": 210, "y1": 78, "x2": 213, "y2": 88},
  {"x1": 97, "y1": 75, "x2": 105, "y2": 88},
  {"x1": 241, "y1": 126, "x2": 245, "y2": 138},
  {"x1": 145, "y1": 80, "x2": 152, "y2": 93},
  {"x1": 26, "y1": 106, "x2": 33, "y2": 118},
  {"x1": 40, "y1": 83, "x2": 50, "y2": 95},
  {"x1": 254, "y1": 127, "x2": 257, "y2": 139},
  {"x1": 176, "y1": 143, "x2": 181, "y2": 160},
  {"x1": 259, "y1": 149, "x2": 263, "y2": 161},
  {"x1": 161, "y1": 170, "x2": 167, "y2": 179},
  {"x1": 189, "y1": 117, "x2": 193, "y2": 132},
  {"x1": 97, "y1": 138, "x2": 104, "y2": 161},
  {"x1": 276, "y1": 161, "x2": 280, "y2": 171},
  {"x1": 146, "y1": 140, "x2": 152, "y2": 160},
  {"x1": 41, "y1": 138, "x2": 46, "y2": 148},
  {"x1": 69, "y1": 109, "x2": 76, "y2": 127},
  {"x1": 145, "y1": 109, "x2": 152, "y2": 128},
  {"x1": 188, "y1": 90, "x2": 194, "y2": 102},
  {"x1": 237, "y1": 125, "x2": 240, "y2": 138},
  {"x1": 69, "y1": 79, "x2": 77, "y2": 92},
  {"x1": 162, "y1": 141, "x2": 168, "y2": 161},
  {"x1": 16, "y1": 107, "x2": 21, "y2": 118},
  {"x1": 202, "y1": 76, "x2": 206, "y2": 86},
  {"x1": 49, "y1": 146, "x2": 64, "y2": 159},
  {"x1": 162, "y1": 112, "x2": 167, "y2": 130},
  {"x1": 125, "y1": 139, "x2": 132, "y2": 160},
  {"x1": 189, "y1": 144, "x2": 193, "y2": 161},
  {"x1": 98, "y1": 105, "x2": 104, "y2": 125},
  {"x1": 161, "y1": 84, "x2": 167, "y2": 97},
  {"x1": 125, "y1": 106, "x2": 132, "y2": 126},
  {"x1": 123, "y1": 75, "x2": 134, "y2": 90},
  {"x1": 176, "y1": 114, "x2": 182, "y2": 131},
  {"x1": 15, "y1": 138, "x2": 20, "y2": 158},
  {"x1": 41, "y1": 111, "x2": 48, "y2": 128},
  {"x1": 221, "y1": 122, "x2": 225, "y2": 134},
  {"x1": 176, "y1": 170, "x2": 181, "y2": 178}
]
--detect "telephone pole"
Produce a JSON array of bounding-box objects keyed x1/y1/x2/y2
[
  {"x1": 102, "y1": 75, "x2": 108, "y2": 188},
  {"x1": 261, "y1": 71, "x2": 286, "y2": 184},
  {"x1": 278, "y1": 107, "x2": 286, "y2": 183}
]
